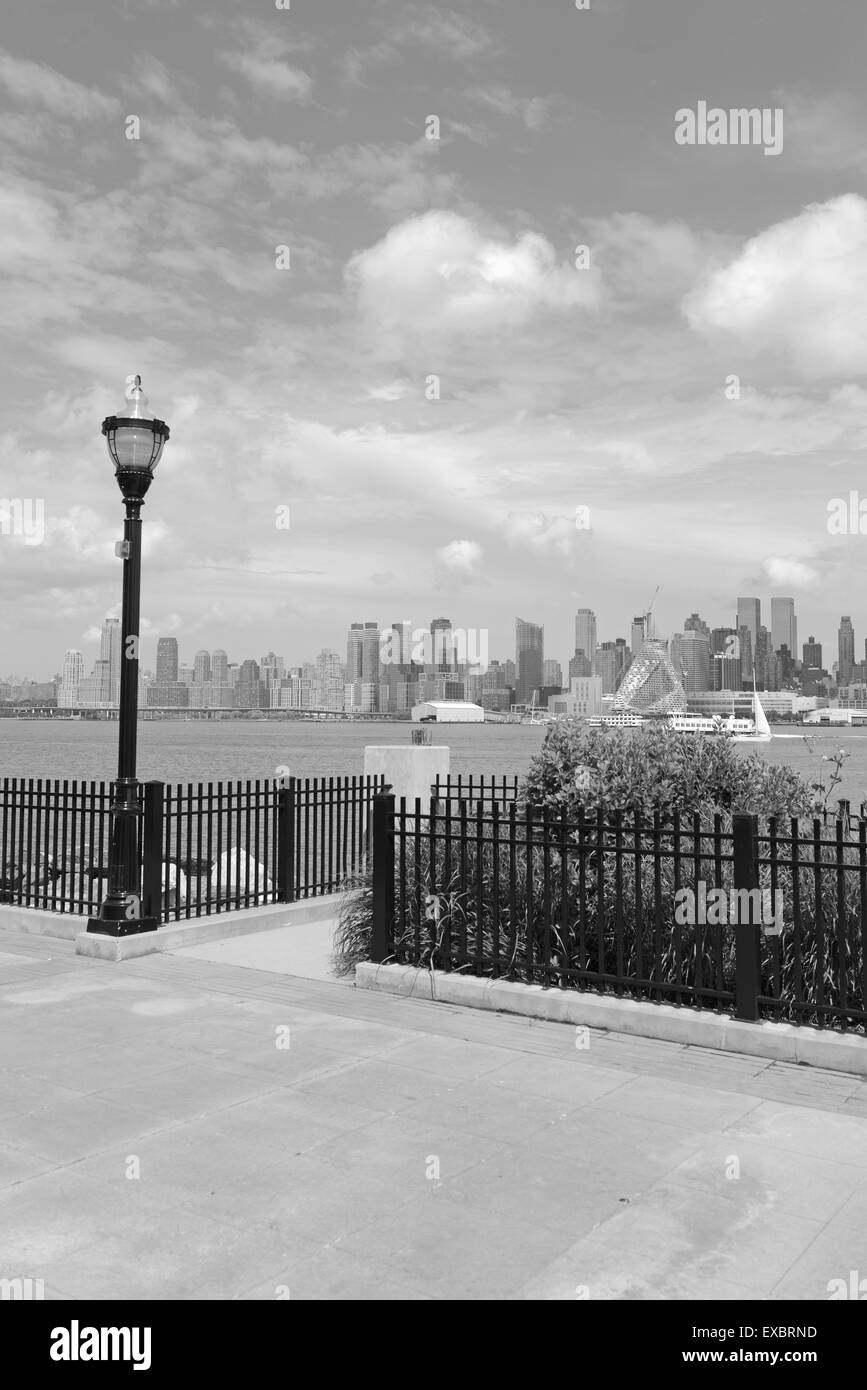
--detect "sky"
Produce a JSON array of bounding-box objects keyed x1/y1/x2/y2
[{"x1": 2, "y1": 0, "x2": 867, "y2": 679}]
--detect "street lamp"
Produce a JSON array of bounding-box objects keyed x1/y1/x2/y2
[{"x1": 87, "y1": 377, "x2": 170, "y2": 936}]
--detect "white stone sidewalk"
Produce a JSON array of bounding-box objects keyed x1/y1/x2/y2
[{"x1": 1, "y1": 925, "x2": 866, "y2": 1300}]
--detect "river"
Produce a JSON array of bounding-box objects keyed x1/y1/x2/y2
[{"x1": 1, "y1": 719, "x2": 865, "y2": 808}]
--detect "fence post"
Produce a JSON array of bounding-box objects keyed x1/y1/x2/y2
[
  {"x1": 732, "y1": 812, "x2": 760, "y2": 1022},
  {"x1": 370, "y1": 788, "x2": 395, "y2": 963},
  {"x1": 141, "y1": 781, "x2": 164, "y2": 926},
  {"x1": 277, "y1": 778, "x2": 296, "y2": 903}
]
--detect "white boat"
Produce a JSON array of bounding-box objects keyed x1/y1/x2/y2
[{"x1": 730, "y1": 682, "x2": 772, "y2": 743}]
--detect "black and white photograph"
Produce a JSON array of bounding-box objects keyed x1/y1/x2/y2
[{"x1": 1, "y1": 0, "x2": 866, "y2": 1348}]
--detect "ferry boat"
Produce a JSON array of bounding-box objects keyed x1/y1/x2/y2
[{"x1": 586, "y1": 712, "x2": 644, "y2": 728}]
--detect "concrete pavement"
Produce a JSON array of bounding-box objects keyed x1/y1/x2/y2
[{"x1": 1, "y1": 924, "x2": 866, "y2": 1300}]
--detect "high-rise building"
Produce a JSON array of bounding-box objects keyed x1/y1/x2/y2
[
  {"x1": 574, "y1": 610, "x2": 597, "y2": 665},
  {"x1": 684, "y1": 613, "x2": 710, "y2": 641},
  {"x1": 569, "y1": 650, "x2": 593, "y2": 680},
  {"x1": 737, "y1": 625, "x2": 754, "y2": 683},
  {"x1": 237, "y1": 659, "x2": 263, "y2": 708},
  {"x1": 630, "y1": 616, "x2": 646, "y2": 655},
  {"x1": 515, "y1": 618, "x2": 544, "y2": 705},
  {"x1": 211, "y1": 649, "x2": 228, "y2": 685},
  {"x1": 736, "y1": 598, "x2": 760, "y2": 663},
  {"x1": 543, "y1": 659, "x2": 563, "y2": 690},
  {"x1": 838, "y1": 617, "x2": 855, "y2": 689},
  {"x1": 802, "y1": 636, "x2": 822, "y2": 670},
  {"x1": 313, "y1": 649, "x2": 345, "y2": 711},
  {"x1": 594, "y1": 639, "x2": 630, "y2": 695},
  {"x1": 671, "y1": 630, "x2": 710, "y2": 692},
  {"x1": 754, "y1": 626, "x2": 771, "y2": 688},
  {"x1": 156, "y1": 637, "x2": 179, "y2": 684},
  {"x1": 58, "y1": 650, "x2": 84, "y2": 708},
  {"x1": 101, "y1": 617, "x2": 121, "y2": 705},
  {"x1": 430, "y1": 617, "x2": 454, "y2": 671},
  {"x1": 711, "y1": 627, "x2": 734, "y2": 656},
  {"x1": 771, "y1": 598, "x2": 797, "y2": 659},
  {"x1": 193, "y1": 649, "x2": 211, "y2": 686}
]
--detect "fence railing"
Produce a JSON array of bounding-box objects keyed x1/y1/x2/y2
[
  {"x1": 370, "y1": 794, "x2": 867, "y2": 1035},
  {"x1": 432, "y1": 774, "x2": 520, "y2": 807},
  {"x1": 0, "y1": 774, "x2": 384, "y2": 923}
]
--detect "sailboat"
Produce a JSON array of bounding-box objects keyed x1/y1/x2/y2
[{"x1": 730, "y1": 675, "x2": 772, "y2": 743}]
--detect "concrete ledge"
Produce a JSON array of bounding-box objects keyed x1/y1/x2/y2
[
  {"x1": 355, "y1": 962, "x2": 867, "y2": 1077},
  {"x1": 0, "y1": 895, "x2": 341, "y2": 959}
]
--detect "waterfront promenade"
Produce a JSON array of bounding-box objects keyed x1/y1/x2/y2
[{"x1": 3, "y1": 923, "x2": 867, "y2": 1300}]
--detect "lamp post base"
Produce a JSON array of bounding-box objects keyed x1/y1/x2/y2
[{"x1": 86, "y1": 916, "x2": 158, "y2": 937}]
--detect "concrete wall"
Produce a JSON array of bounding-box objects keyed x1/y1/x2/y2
[{"x1": 363, "y1": 744, "x2": 450, "y2": 807}]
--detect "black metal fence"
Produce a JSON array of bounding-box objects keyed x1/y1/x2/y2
[
  {"x1": 371, "y1": 794, "x2": 867, "y2": 1034},
  {"x1": 0, "y1": 774, "x2": 384, "y2": 923},
  {"x1": 432, "y1": 774, "x2": 520, "y2": 807}
]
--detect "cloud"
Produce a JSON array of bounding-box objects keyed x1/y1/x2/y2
[
  {"x1": 467, "y1": 85, "x2": 555, "y2": 131},
  {"x1": 220, "y1": 52, "x2": 312, "y2": 102},
  {"x1": 347, "y1": 210, "x2": 600, "y2": 340},
  {"x1": 436, "y1": 539, "x2": 481, "y2": 573},
  {"x1": 0, "y1": 50, "x2": 119, "y2": 121},
  {"x1": 503, "y1": 511, "x2": 579, "y2": 558},
  {"x1": 683, "y1": 195, "x2": 867, "y2": 378},
  {"x1": 762, "y1": 556, "x2": 819, "y2": 589},
  {"x1": 587, "y1": 211, "x2": 732, "y2": 303}
]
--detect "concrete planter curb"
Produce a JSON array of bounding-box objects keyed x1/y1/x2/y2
[
  {"x1": 0, "y1": 895, "x2": 340, "y2": 958},
  {"x1": 355, "y1": 962, "x2": 867, "y2": 1077}
]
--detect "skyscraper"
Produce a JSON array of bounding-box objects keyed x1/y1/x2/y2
[
  {"x1": 574, "y1": 610, "x2": 597, "y2": 665},
  {"x1": 211, "y1": 649, "x2": 228, "y2": 685},
  {"x1": 684, "y1": 613, "x2": 710, "y2": 641},
  {"x1": 58, "y1": 650, "x2": 84, "y2": 708},
  {"x1": 543, "y1": 659, "x2": 563, "y2": 690},
  {"x1": 430, "y1": 617, "x2": 454, "y2": 670},
  {"x1": 630, "y1": 616, "x2": 646, "y2": 654},
  {"x1": 771, "y1": 598, "x2": 797, "y2": 660},
  {"x1": 193, "y1": 649, "x2": 211, "y2": 685},
  {"x1": 101, "y1": 617, "x2": 121, "y2": 705},
  {"x1": 802, "y1": 636, "x2": 822, "y2": 670},
  {"x1": 515, "y1": 618, "x2": 544, "y2": 705},
  {"x1": 671, "y1": 630, "x2": 710, "y2": 692},
  {"x1": 346, "y1": 624, "x2": 364, "y2": 682},
  {"x1": 156, "y1": 637, "x2": 179, "y2": 684},
  {"x1": 839, "y1": 617, "x2": 855, "y2": 688},
  {"x1": 736, "y1": 598, "x2": 760, "y2": 668}
]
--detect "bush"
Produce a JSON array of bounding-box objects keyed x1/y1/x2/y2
[{"x1": 520, "y1": 720, "x2": 813, "y2": 821}]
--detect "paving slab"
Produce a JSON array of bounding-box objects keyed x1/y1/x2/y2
[{"x1": 2, "y1": 924, "x2": 867, "y2": 1300}]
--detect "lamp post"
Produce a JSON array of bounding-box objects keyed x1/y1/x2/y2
[{"x1": 87, "y1": 377, "x2": 170, "y2": 936}]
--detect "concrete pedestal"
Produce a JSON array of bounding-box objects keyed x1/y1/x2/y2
[{"x1": 363, "y1": 744, "x2": 450, "y2": 808}]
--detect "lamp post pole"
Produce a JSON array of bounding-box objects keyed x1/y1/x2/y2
[{"x1": 87, "y1": 377, "x2": 170, "y2": 936}]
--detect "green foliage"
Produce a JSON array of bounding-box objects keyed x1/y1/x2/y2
[{"x1": 521, "y1": 720, "x2": 813, "y2": 821}]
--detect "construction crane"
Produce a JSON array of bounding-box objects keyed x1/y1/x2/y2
[{"x1": 644, "y1": 585, "x2": 659, "y2": 641}]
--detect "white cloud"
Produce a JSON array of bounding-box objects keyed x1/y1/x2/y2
[
  {"x1": 0, "y1": 50, "x2": 119, "y2": 121},
  {"x1": 436, "y1": 539, "x2": 481, "y2": 572},
  {"x1": 763, "y1": 556, "x2": 819, "y2": 588},
  {"x1": 503, "y1": 511, "x2": 578, "y2": 558},
  {"x1": 347, "y1": 210, "x2": 600, "y2": 339},
  {"x1": 221, "y1": 53, "x2": 312, "y2": 101},
  {"x1": 683, "y1": 195, "x2": 867, "y2": 378}
]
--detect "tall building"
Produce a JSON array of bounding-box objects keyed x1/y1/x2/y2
[
  {"x1": 515, "y1": 618, "x2": 544, "y2": 705},
  {"x1": 684, "y1": 613, "x2": 710, "y2": 641},
  {"x1": 671, "y1": 630, "x2": 711, "y2": 692},
  {"x1": 313, "y1": 649, "x2": 345, "y2": 711},
  {"x1": 736, "y1": 598, "x2": 761, "y2": 664},
  {"x1": 754, "y1": 626, "x2": 771, "y2": 688},
  {"x1": 574, "y1": 610, "x2": 597, "y2": 665},
  {"x1": 58, "y1": 650, "x2": 84, "y2": 708},
  {"x1": 569, "y1": 650, "x2": 593, "y2": 680},
  {"x1": 839, "y1": 617, "x2": 855, "y2": 688},
  {"x1": 211, "y1": 649, "x2": 228, "y2": 685},
  {"x1": 346, "y1": 623, "x2": 364, "y2": 682},
  {"x1": 430, "y1": 617, "x2": 454, "y2": 671},
  {"x1": 802, "y1": 636, "x2": 822, "y2": 669},
  {"x1": 237, "y1": 659, "x2": 263, "y2": 709},
  {"x1": 193, "y1": 649, "x2": 211, "y2": 686},
  {"x1": 630, "y1": 616, "x2": 646, "y2": 654},
  {"x1": 543, "y1": 659, "x2": 563, "y2": 690},
  {"x1": 101, "y1": 617, "x2": 121, "y2": 705},
  {"x1": 156, "y1": 637, "x2": 179, "y2": 684},
  {"x1": 771, "y1": 598, "x2": 797, "y2": 659},
  {"x1": 594, "y1": 639, "x2": 630, "y2": 695}
]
